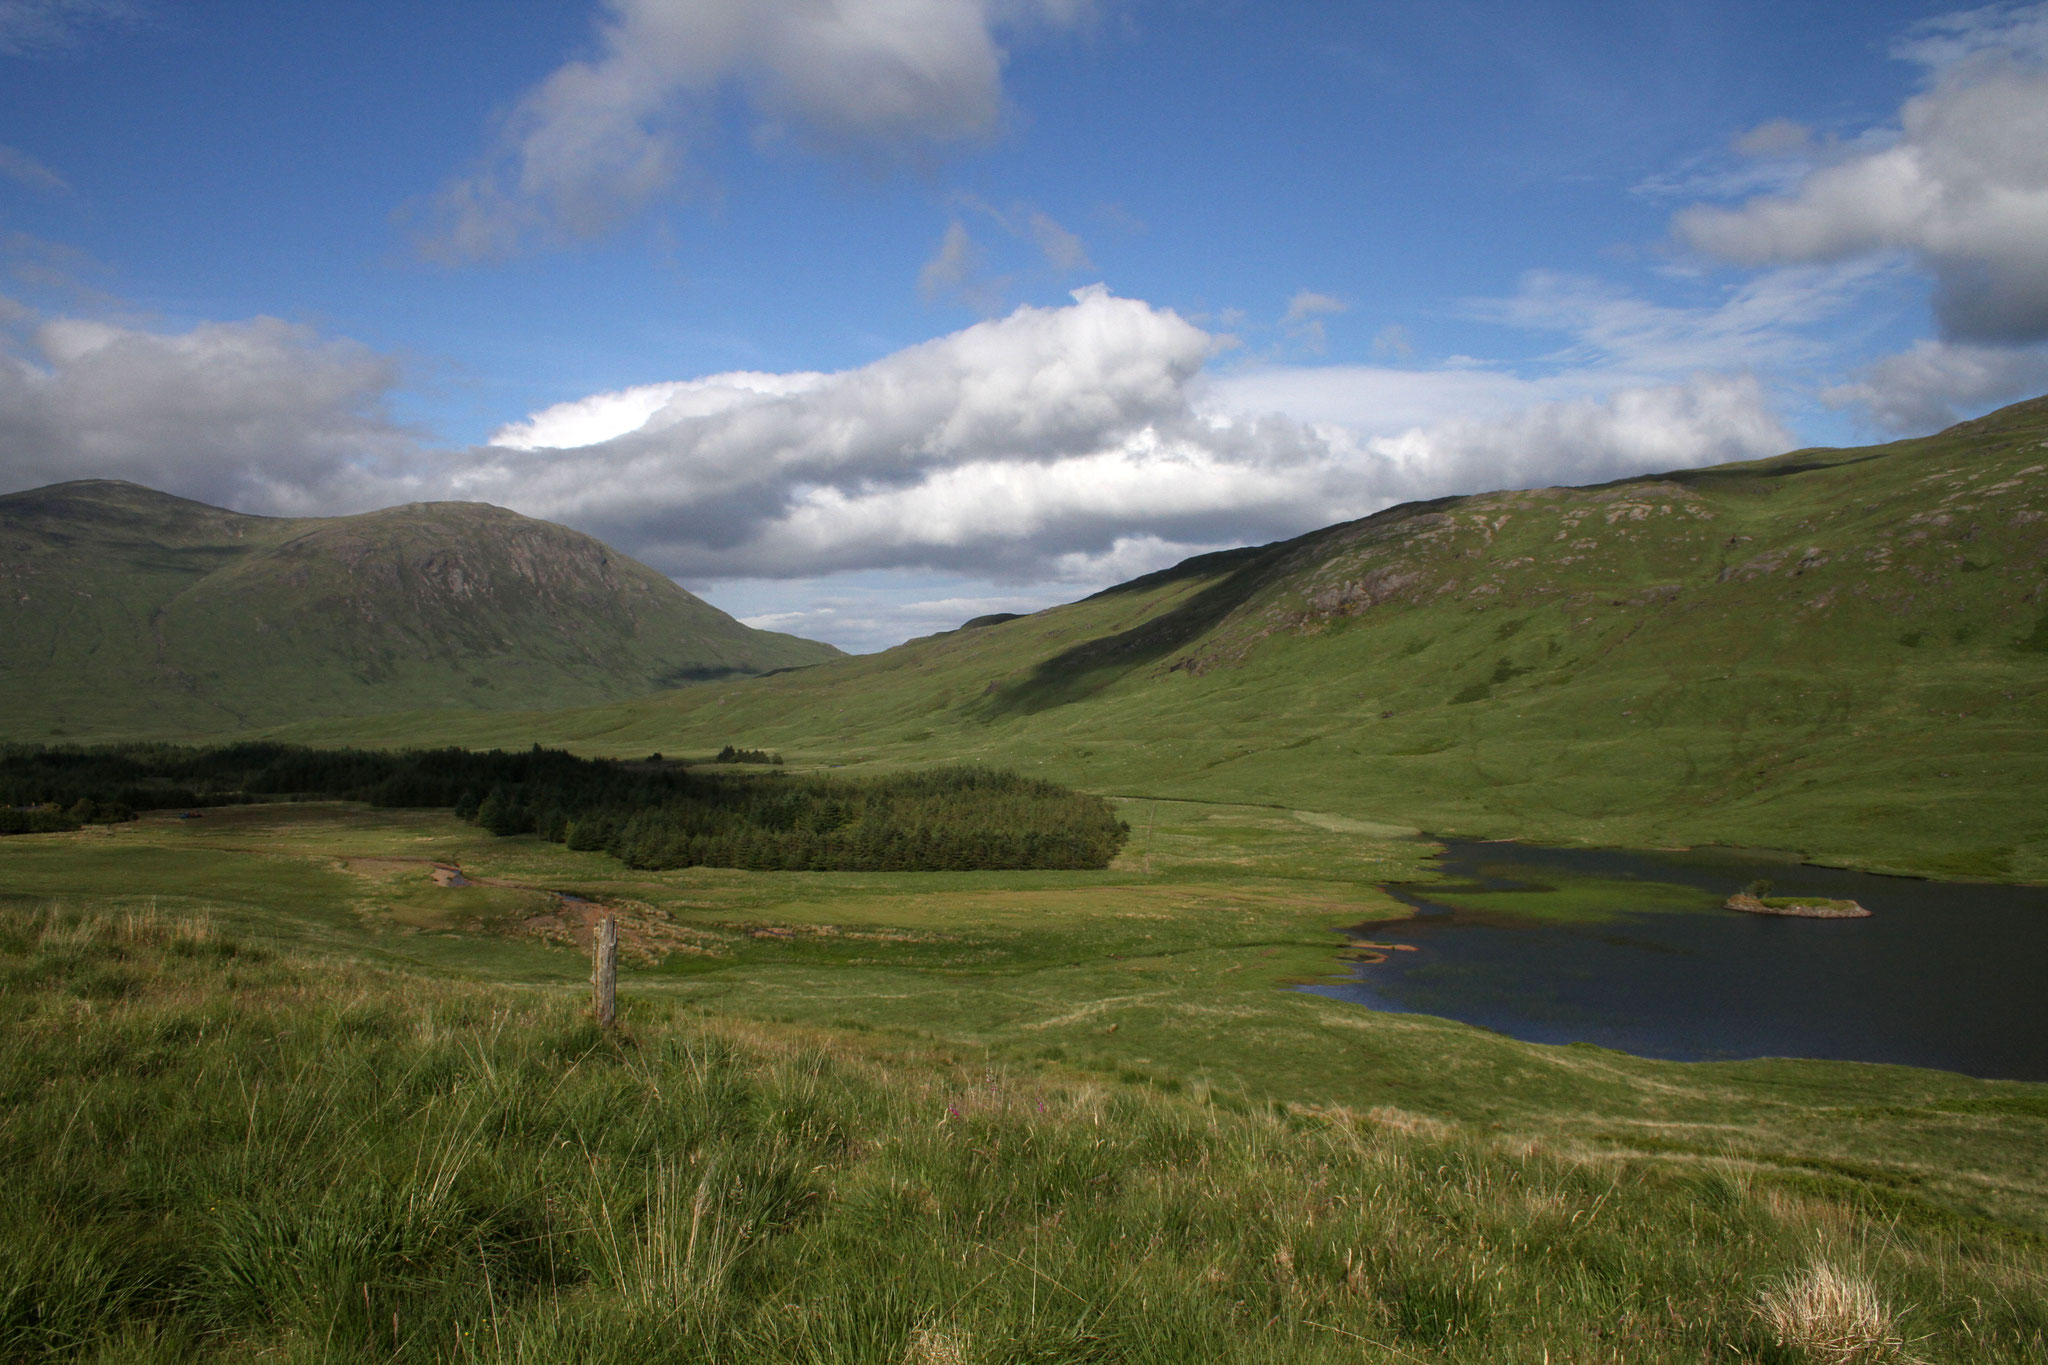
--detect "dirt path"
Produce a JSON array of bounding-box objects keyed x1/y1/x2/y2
[{"x1": 395, "y1": 859, "x2": 735, "y2": 964}]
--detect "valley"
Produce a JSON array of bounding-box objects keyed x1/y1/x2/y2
[
  {"x1": 264, "y1": 397, "x2": 2048, "y2": 881},
  {"x1": 3, "y1": 404, "x2": 2046, "y2": 1361}
]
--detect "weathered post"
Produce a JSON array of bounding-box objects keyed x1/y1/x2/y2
[{"x1": 592, "y1": 915, "x2": 618, "y2": 1027}]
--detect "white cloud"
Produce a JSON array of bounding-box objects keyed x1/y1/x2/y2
[
  {"x1": 1675, "y1": 12, "x2": 2048, "y2": 342},
  {"x1": 709, "y1": 433, "x2": 1314, "y2": 579},
  {"x1": 0, "y1": 0, "x2": 139, "y2": 56},
  {"x1": 1634, "y1": 118, "x2": 1890, "y2": 209},
  {"x1": 1026, "y1": 209, "x2": 1090, "y2": 271},
  {"x1": 490, "y1": 371, "x2": 825, "y2": 450},
  {"x1": 5, "y1": 231, "x2": 116, "y2": 309},
  {"x1": 1282, "y1": 289, "x2": 1346, "y2": 352},
  {"x1": 723, "y1": 574, "x2": 1064, "y2": 652},
  {"x1": 1891, "y1": 1, "x2": 2048, "y2": 68},
  {"x1": 719, "y1": 539, "x2": 1243, "y2": 651},
  {"x1": 1732, "y1": 118, "x2": 1815, "y2": 159},
  {"x1": 415, "y1": 0, "x2": 1093, "y2": 260},
  {"x1": 684, "y1": 369, "x2": 1787, "y2": 652},
  {"x1": 0, "y1": 310, "x2": 420, "y2": 513},
  {"x1": 447, "y1": 285, "x2": 1226, "y2": 573},
  {"x1": 1205, "y1": 363, "x2": 1569, "y2": 435},
  {"x1": 1821, "y1": 338, "x2": 2048, "y2": 433},
  {"x1": 0, "y1": 144, "x2": 67, "y2": 194},
  {"x1": 1370, "y1": 324, "x2": 1415, "y2": 360},
  {"x1": 918, "y1": 219, "x2": 999, "y2": 309},
  {"x1": 1283, "y1": 291, "x2": 1346, "y2": 325},
  {"x1": 1477, "y1": 263, "x2": 1890, "y2": 374},
  {"x1": 917, "y1": 197, "x2": 1091, "y2": 309},
  {"x1": 1, "y1": 286, "x2": 1801, "y2": 650},
  {"x1": 1215, "y1": 262, "x2": 1878, "y2": 437},
  {"x1": 1343, "y1": 373, "x2": 1788, "y2": 497},
  {"x1": 458, "y1": 287, "x2": 1789, "y2": 585}
]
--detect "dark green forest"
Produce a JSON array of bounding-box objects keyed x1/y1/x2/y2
[
  {"x1": 713, "y1": 745, "x2": 783, "y2": 764},
  {"x1": 0, "y1": 744, "x2": 1128, "y2": 871}
]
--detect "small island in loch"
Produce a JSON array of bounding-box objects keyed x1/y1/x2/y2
[{"x1": 1725, "y1": 893, "x2": 1872, "y2": 919}]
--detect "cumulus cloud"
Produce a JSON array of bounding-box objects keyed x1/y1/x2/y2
[
  {"x1": 1206, "y1": 363, "x2": 1571, "y2": 436},
  {"x1": 444, "y1": 285, "x2": 1226, "y2": 576},
  {"x1": 451, "y1": 287, "x2": 1788, "y2": 585},
  {"x1": 1674, "y1": 9, "x2": 2048, "y2": 342},
  {"x1": 1338, "y1": 373, "x2": 1788, "y2": 497},
  {"x1": 416, "y1": 0, "x2": 1093, "y2": 260},
  {"x1": 1821, "y1": 338, "x2": 2048, "y2": 433},
  {"x1": 490, "y1": 371, "x2": 825, "y2": 450},
  {"x1": 2, "y1": 286, "x2": 1798, "y2": 648},
  {"x1": 0, "y1": 308, "x2": 420, "y2": 513}
]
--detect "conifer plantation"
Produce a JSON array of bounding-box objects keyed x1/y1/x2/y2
[{"x1": 0, "y1": 744, "x2": 1129, "y2": 872}]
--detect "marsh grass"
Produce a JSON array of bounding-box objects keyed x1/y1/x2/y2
[{"x1": 1, "y1": 899, "x2": 2043, "y2": 1363}]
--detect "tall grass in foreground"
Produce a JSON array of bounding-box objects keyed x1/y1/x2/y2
[{"x1": 0, "y1": 898, "x2": 2041, "y2": 1363}]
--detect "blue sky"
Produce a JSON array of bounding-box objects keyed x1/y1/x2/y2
[{"x1": 4, "y1": 0, "x2": 2047, "y2": 650}]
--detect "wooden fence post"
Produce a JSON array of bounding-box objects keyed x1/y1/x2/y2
[{"x1": 592, "y1": 915, "x2": 617, "y2": 1028}]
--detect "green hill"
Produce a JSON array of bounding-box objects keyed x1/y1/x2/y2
[
  {"x1": 0, "y1": 480, "x2": 838, "y2": 739},
  {"x1": 273, "y1": 396, "x2": 2048, "y2": 880}
]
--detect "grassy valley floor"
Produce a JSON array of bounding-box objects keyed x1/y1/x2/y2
[
  {"x1": 258, "y1": 405, "x2": 2048, "y2": 885},
  {"x1": 2, "y1": 801, "x2": 2044, "y2": 1360}
]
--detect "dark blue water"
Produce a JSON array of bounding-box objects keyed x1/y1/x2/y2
[{"x1": 1302, "y1": 841, "x2": 2048, "y2": 1079}]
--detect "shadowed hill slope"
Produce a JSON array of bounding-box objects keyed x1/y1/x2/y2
[
  {"x1": 277, "y1": 396, "x2": 2048, "y2": 879},
  {"x1": 0, "y1": 480, "x2": 838, "y2": 738}
]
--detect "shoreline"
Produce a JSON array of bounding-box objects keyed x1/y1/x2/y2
[{"x1": 1724, "y1": 893, "x2": 1871, "y2": 919}]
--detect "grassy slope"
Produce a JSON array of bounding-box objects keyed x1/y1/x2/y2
[
  {"x1": 0, "y1": 480, "x2": 838, "y2": 739},
  {"x1": 279, "y1": 398, "x2": 2048, "y2": 880},
  {"x1": 9, "y1": 413, "x2": 2045, "y2": 1359},
  {"x1": 2, "y1": 804, "x2": 2044, "y2": 1361}
]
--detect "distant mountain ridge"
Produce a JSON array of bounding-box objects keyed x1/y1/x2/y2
[
  {"x1": 0, "y1": 480, "x2": 838, "y2": 739},
  {"x1": 273, "y1": 395, "x2": 2048, "y2": 881}
]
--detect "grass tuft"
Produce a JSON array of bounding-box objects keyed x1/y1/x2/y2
[
  {"x1": 902, "y1": 1324, "x2": 972, "y2": 1365},
  {"x1": 1754, "y1": 1262, "x2": 1917, "y2": 1364}
]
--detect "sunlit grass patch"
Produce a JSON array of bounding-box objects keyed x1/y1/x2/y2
[
  {"x1": 1, "y1": 892, "x2": 2046, "y2": 1361},
  {"x1": 1754, "y1": 1262, "x2": 1918, "y2": 1363},
  {"x1": 1398, "y1": 864, "x2": 1722, "y2": 923}
]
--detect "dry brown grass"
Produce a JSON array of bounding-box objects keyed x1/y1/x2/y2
[
  {"x1": 903, "y1": 1324, "x2": 972, "y2": 1365},
  {"x1": 1754, "y1": 1262, "x2": 1918, "y2": 1363}
]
